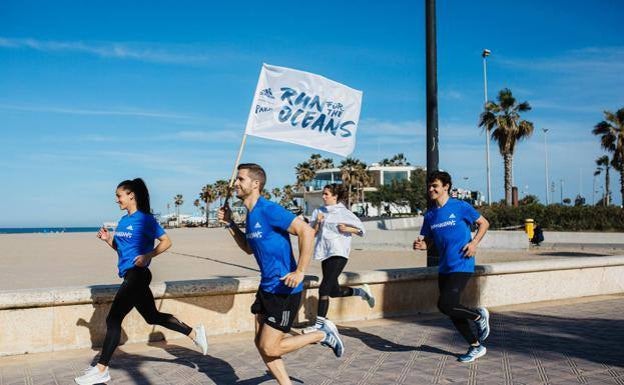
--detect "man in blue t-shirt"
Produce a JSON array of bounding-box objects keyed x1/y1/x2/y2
[
  {"x1": 413, "y1": 171, "x2": 491, "y2": 363},
  {"x1": 218, "y1": 163, "x2": 344, "y2": 385}
]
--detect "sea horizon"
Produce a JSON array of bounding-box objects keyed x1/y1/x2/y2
[{"x1": 0, "y1": 227, "x2": 101, "y2": 234}]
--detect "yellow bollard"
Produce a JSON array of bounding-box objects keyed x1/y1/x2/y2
[{"x1": 525, "y1": 218, "x2": 535, "y2": 240}]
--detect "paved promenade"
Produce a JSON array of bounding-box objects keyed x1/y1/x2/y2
[{"x1": 1, "y1": 295, "x2": 623, "y2": 385}]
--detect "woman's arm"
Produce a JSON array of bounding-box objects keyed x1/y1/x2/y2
[
  {"x1": 337, "y1": 224, "x2": 364, "y2": 236},
  {"x1": 97, "y1": 227, "x2": 117, "y2": 250},
  {"x1": 312, "y1": 212, "x2": 324, "y2": 235},
  {"x1": 134, "y1": 234, "x2": 172, "y2": 267}
]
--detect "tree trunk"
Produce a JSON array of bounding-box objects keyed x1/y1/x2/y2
[
  {"x1": 504, "y1": 153, "x2": 513, "y2": 206},
  {"x1": 620, "y1": 167, "x2": 624, "y2": 208},
  {"x1": 606, "y1": 168, "x2": 610, "y2": 206}
]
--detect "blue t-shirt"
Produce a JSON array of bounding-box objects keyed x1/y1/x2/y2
[
  {"x1": 420, "y1": 198, "x2": 481, "y2": 274},
  {"x1": 245, "y1": 197, "x2": 299, "y2": 294},
  {"x1": 113, "y1": 211, "x2": 166, "y2": 277}
]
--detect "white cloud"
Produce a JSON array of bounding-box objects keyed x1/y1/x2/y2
[
  {"x1": 0, "y1": 103, "x2": 193, "y2": 119},
  {"x1": 0, "y1": 37, "x2": 250, "y2": 65}
]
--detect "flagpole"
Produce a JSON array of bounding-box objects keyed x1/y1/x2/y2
[{"x1": 223, "y1": 133, "x2": 248, "y2": 207}]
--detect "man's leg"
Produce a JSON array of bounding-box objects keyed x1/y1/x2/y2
[
  {"x1": 437, "y1": 273, "x2": 479, "y2": 345},
  {"x1": 256, "y1": 318, "x2": 324, "y2": 385}
]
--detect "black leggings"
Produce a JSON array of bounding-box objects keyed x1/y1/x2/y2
[
  {"x1": 318, "y1": 256, "x2": 354, "y2": 317},
  {"x1": 437, "y1": 273, "x2": 480, "y2": 345},
  {"x1": 98, "y1": 267, "x2": 192, "y2": 366}
]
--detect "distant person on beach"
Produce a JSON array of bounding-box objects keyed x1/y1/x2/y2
[
  {"x1": 218, "y1": 163, "x2": 344, "y2": 385},
  {"x1": 74, "y1": 178, "x2": 208, "y2": 385},
  {"x1": 531, "y1": 223, "x2": 544, "y2": 246},
  {"x1": 413, "y1": 171, "x2": 491, "y2": 363},
  {"x1": 303, "y1": 183, "x2": 374, "y2": 334}
]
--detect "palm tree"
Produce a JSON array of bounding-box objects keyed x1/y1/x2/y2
[
  {"x1": 339, "y1": 157, "x2": 369, "y2": 207},
  {"x1": 193, "y1": 198, "x2": 205, "y2": 220},
  {"x1": 213, "y1": 179, "x2": 229, "y2": 206},
  {"x1": 306, "y1": 153, "x2": 334, "y2": 171},
  {"x1": 174, "y1": 194, "x2": 184, "y2": 226},
  {"x1": 592, "y1": 108, "x2": 624, "y2": 205},
  {"x1": 261, "y1": 189, "x2": 272, "y2": 200},
  {"x1": 321, "y1": 157, "x2": 334, "y2": 169},
  {"x1": 295, "y1": 161, "x2": 315, "y2": 190},
  {"x1": 594, "y1": 155, "x2": 611, "y2": 206},
  {"x1": 271, "y1": 188, "x2": 282, "y2": 202},
  {"x1": 280, "y1": 184, "x2": 295, "y2": 207},
  {"x1": 200, "y1": 184, "x2": 217, "y2": 225},
  {"x1": 380, "y1": 153, "x2": 410, "y2": 166},
  {"x1": 479, "y1": 88, "x2": 534, "y2": 206}
]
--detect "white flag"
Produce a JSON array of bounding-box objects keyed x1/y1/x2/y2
[{"x1": 244, "y1": 63, "x2": 363, "y2": 157}]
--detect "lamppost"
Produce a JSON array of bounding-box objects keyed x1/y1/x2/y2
[
  {"x1": 543, "y1": 128, "x2": 550, "y2": 205},
  {"x1": 482, "y1": 49, "x2": 492, "y2": 205}
]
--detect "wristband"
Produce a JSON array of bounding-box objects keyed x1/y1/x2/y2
[{"x1": 224, "y1": 222, "x2": 234, "y2": 229}]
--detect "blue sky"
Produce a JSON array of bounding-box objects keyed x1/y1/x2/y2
[{"x1": 1, "y1": 0, "x2": 623, "y2": 227}]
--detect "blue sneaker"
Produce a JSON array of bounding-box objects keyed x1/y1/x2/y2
[
  {"x1": 458, "y1": 345, "x2": 486, "y2": 363},
  {"x1": 319, "y1": 319, "x2": 344, "y2": 357},
  {"x1": 475, "y1": 307, "x2": 490, "y2": 342}
]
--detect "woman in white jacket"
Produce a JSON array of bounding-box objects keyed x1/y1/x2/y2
[{"x1": 304, "y1": 183, "x2": 375, "y2": 333}]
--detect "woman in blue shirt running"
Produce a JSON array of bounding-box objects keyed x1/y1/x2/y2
[{"x1": 74, "y1": 178, "x2": 208, "y2": 385}]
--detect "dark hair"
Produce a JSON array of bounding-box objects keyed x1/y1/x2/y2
[
  {"x1": 323, "y1": 183, "x2": 347, "y2": 203},
  {"x1": 117, "y1": 178, "x2": 151, "y2": 214},
  {"x1": 238, "y1": 163, "x2": 266, "y2": 191},
  {"x1": 427, "y1": 171, "x2": 452, "y2": 190}
]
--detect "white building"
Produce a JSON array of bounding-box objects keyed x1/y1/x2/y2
[{"x1": 299, "y1": 164, "x2": 422, "y2": 216}]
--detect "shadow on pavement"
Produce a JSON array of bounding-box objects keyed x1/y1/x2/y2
[
  {"x1": 338, "y1": 325, "x2": 455, "y2": 356},
  {"x1": 390, "y1": 305, "x2": 624, "y2": 368}
]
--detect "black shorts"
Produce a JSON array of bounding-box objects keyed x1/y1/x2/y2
[{"x1": 251, "y1": 289, "x2": 301, "y2": 332}]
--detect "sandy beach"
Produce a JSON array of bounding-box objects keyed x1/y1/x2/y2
[{"x1": 0, "y1": 228, "x2": 617, "y2": 291}]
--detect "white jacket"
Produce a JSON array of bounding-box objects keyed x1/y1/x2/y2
[{"x1": 310, "y1": 203, "x2": 366, "y2": 261}]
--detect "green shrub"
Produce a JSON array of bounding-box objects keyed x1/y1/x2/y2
[{"x1": 478, "y1": 204, "x2": 624, "y2": 231}]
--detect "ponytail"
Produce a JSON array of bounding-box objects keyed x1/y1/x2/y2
[{"x1": 117, "y1": 178, "x2": 152, "y2": 214}]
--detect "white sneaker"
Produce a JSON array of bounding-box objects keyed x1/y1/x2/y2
[
  {"x1": 74, "y1": 366, "x2": 111, "y2": 385},
  {"x1": 302, "y1": 316, "x2": 325, "y2": 334},
  {"x1": 193, "y1": 324, "x2": 208, "y2": 355},
  {"x1": 319, "y1": 319, "x2": 344, "y2": 357},
  {"x1": 362, "y1": 284, "x2": 375, "y2": 308}
]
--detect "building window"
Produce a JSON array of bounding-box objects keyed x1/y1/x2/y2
[{"x1": 383, "y1": 171, "x2": 409, "y2": 185}]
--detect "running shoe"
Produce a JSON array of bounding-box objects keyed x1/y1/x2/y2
[
  {"x1": 74, "y1": 365, "x2": 111, "y2": 385},
  {"x1": 458, "y1": 345, "x2": 487, "y2": 363},
  {"x1": 361, "y1": 284, "x2": 376, "y2": 308},
  {"x1": 302, "y1": 317, "x2": 325, "y2": 334},
  {"x1": 193, "y1": 324, "x2": 208, "y2": 355},
  {"x1": 319, "y1": 319, "x2": 344, "y2": 358},
  {"x1": 475, "y1": 307, "x2": 490, "y2": 342}
]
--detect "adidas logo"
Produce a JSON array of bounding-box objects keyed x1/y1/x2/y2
[
  {"x1": 259, "y1": 88, "x2": 275, "y2": 99},
  {"x1": 267, "y1": 316, "x2": 276, "y2": 323},
  {"x1": 449, "y1": 214, "x2": 456, "y2": 219},
  {"x1": 126, "y1": 225, "x2": 133, "y2": 230},
  {"x1": 254, "y1": 222, "x2": 262, "y2": 229}
]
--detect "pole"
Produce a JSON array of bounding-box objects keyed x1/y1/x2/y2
[
  {"x1": 543, "y1": 128, "x2": 550, "y2": 205},
  {"x1": 426, "y1": 0, "x2": 439, "y2": 267},
  {"x1": 426, "y1": 0, "x2": 439, "y2": 177},
  {"x1": 223, "y1": 133, "x2": 248, "y2": 207},
  {"x1": 482, "y1": 49, "x2": 491, "y2": 205}
]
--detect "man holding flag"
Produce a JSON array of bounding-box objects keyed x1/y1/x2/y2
[
  {"x1": 216, "y1": 64, "x2": 362, "y2": 383},
  {"x1": 218, "y1": 163, "x2": 344, "y2": 385}
]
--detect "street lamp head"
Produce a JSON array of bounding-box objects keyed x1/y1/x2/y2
[{"x1": 482, "y1": 49, "x2": 491, "y2": 58}]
